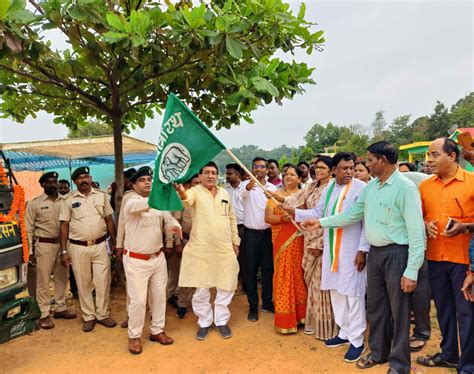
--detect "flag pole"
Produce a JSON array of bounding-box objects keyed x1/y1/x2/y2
[{"x1": 225, "y1": 149, "x2": 302, "y2": 232}]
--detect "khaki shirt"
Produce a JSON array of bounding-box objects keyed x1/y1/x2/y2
[
  {"x1": 116, "y1": 190, "x2": 135, "y2": 249},
  {"x1": 59, "y1": 188, "x2": 113, "y2": 241},
  {"x1": 172, "y1": 206, "x2": 192, "y2": 246},
  {"x1": 123, "y1": 194, "x2": 180, "y2": 254},
  {"x1": 25, "y1": 193, "x2": 65, "y2": 248}
]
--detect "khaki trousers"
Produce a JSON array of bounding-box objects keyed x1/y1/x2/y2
[
  {"x1": 35, "y1": 242, "x2": 68, "y2": 318},
  {"x1": 69, "y1": 242, "x2": 111, "y2": 322},
  {"x1": 124, "y1": 253, "x2": 168, "y2": 338},
  {"x1": 166, "y1": 252, "x2": 180, "y2": 297}
]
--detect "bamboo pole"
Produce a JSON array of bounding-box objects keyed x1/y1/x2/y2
[{"x1": 225, "y1": 149, "x2": 302, "y2": 232}]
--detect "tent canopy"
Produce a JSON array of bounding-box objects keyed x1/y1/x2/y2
[{"x1": 0, "y1": 135, "x2": 157, "y2": 171}]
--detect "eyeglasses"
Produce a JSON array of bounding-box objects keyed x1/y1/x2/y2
[{"x1": 253, "y1": 165, "x2": 266, "y2": 170}]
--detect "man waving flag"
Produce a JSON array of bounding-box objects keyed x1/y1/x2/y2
[{"x1": 148, "y1": 93, "x2": 226, "y2": 210}]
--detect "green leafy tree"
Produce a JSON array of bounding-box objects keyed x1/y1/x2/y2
[
  {"x1": 304, "y1": 122, "x2": 342, "y2": 152},
  {"x1": 0, "y1": 0, "x2": 324, "y2": 211},
  {"x1": 426, "y1": 101, "x2": 452, "y2": 139},
  {"x1": 370, "y1": 110, "x2": 388, "y2": 141},
  {"x1": 387, "y1": 114, "x2": 412, "y2": 148},
  {"x1": 298, "y1": 145, "x2": 315, "y2": 162},
  {"x1": 450, "y1": 92, "x2": 474, "y2": 128},
  {"x1": 68, "y1": 119, "x2": 112, "y2": 138},
  {"x1": 278, "y1": 153, "x2": 289, "y2": 168}
]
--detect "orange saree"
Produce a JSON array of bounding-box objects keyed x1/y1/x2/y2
[{"x1": 269, "y1": 202, "x2": 307, "y2": 334}]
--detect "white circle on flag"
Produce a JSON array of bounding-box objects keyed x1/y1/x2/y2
[{"x1": 158, "y1": 143, "x2": 192, "y2": 183}]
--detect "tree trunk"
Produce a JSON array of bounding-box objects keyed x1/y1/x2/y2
[{"x1": 111, "y1": 114, "x2": 124, "y2": 217}]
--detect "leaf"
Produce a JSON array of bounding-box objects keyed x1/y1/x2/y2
[
  {"x1": 251, "y1": 77, "x2": 279, "y2": 96},
  {"x1": 106, "y1": 12, "x2": 127, "y2": 32},
  {"x1": 0, "y1": 0, "x2": 10, "y2": 21},
  {"x1": 68, "y1": 5, "x2": 88, "y2": 21},
  {"x1": 103, "y1": 31, "x2": 128, "y2": 43},
  {"x1": 298, "y1": 3, "x2": 306, "y2": 20},
  {"x1": 225, "y1": 36, "x2": 243, "y2": 59},
  {"x1": 7, "y1": 0, "x2": 24, "y2": 15},
  {"x1": 8, "y1": 9, "x2": 37, "y2": 23},
  {"x1": 130, "y1": 10, "x2": 150, "y2": 36},
  {"x1": 4, "y1": 33, "x2": 22, "y2": 53}
]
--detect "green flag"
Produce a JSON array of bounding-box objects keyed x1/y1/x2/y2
[{"x1": 148, "y1": 94, "x2": 226, "y2": 210}]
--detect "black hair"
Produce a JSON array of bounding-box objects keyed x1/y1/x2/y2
[
  {"x1": 332, "y1": 152, "x2": 356, "y2": 168},
  {"x1": 184, "y1": 174, "x2": 199, "y2": 184},
  {"x1": 199, "y1": 161, "x2": 219, "y2": 174},
  {"x1": 315, "y1": 155, "x2": 333, "y2": 170},
  {"x1": 367, "y1": 141, "x2": 398, "y2": 164},
  {"x1": 282, "y1": 162, "x2": 292, "y2": 170},
  {"x1": 284, "y1": 164, "x2": 304, "y2": 179},
  {"x1": 252, "y1": 156, "x2": 267, "y2": 165},
  {"x1": 58, "y1": 179, "x2": 70, "y2": 186},
  {"x1": 442, "y1": 138, "x2": 460, "y2": 162},
  {"x1": 225, "y1": 163, "x2": 243, "y2": 176},
  {"x1": 267, "y1": 159, "x2": 279, "y2": 169},
  {"x1": 297, "y1": 161, "x2": 310, "y2": 168},
  {"x1": 398, "y1": 162, "x2": 416, "y2": 172},
  {"x1": 355, "y1": 160, "x2": 370, "y2": 173}
]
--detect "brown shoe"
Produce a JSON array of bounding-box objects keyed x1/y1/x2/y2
[
  {"x1": 150, "y1": 332, "x2": 174, "y2": 345},
  {"x1": 38, "y1": 316, "x2": 55, "y2": 329},
  {"x1": 53, "y1": 310, "x2": 77, "y2": 319},
  {"x1": 97, "y1": 317, "x2": 117, "y2": 328},
  {"x1": 121, "y1": 318, "x2": 128, "y2": 328},
  {"x1": 83, "y1": 319, "x2": 96, "y2": 332},
  {"x1": 128, "y1": 338, "x2": 142, "y2": 354}
]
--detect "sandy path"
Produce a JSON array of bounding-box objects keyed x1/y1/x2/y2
[{"x1": 1, "y1": 287, "x2": 448, "y2": 373}]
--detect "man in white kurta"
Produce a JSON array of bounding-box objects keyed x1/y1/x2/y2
[
  {"x1": 176, "y1": 162, "x2": 240, "y2": 340},
  {"x1": 122, "y1": 167, "x2": 181, "y2": 354},
  {"x1": 295, "y1": 153, "x2": 369, "y2": 363}
]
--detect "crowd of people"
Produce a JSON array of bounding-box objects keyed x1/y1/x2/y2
[{"x1": 23, "y1": 138, "x2": 474, "y2": 374}]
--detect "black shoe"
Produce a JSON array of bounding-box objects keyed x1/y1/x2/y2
[
  {"x1": 176, "y1": 307, "x2": 187, "y2": 319},
  {"x1": 262, "y1": 304, "x2": 275, "y2": 314},
  {"x1": 248, "y1": 308, "x2": 258, "y2": 322},
  {"x1": 196, "y1": 326, "x2": 212, "y2": 340},
  {"x1": 216, "y1": 325, "x2": 232, "y2": 339},
  {"x1": 168, "y1": 295, "x2": 179, "y2": 309}
]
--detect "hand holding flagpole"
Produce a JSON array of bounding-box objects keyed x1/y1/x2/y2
[{"x1": 225, "y1": 149, "x2": 302, "y2": 233}]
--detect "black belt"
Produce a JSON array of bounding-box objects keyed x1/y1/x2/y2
[
  {"x1": 243, "y1": 226, "x2": 271, "y2": 233},
  {"x1": 237, "y1": 224, "x2": 244, "y2": 229},
  {"x1": 371, "y1": 243, "x2": 408, "y2": 250},
  {"x1": 69, "y1": 235, "x2": 107, "y2": 247},
  {"x1": 37, "y1": 237, "x2": 59, "y2": 244}
]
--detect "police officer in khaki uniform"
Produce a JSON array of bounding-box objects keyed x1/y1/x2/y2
[
  {"x1": 59, "y1": 166, "x2": 117, "y2": 332},
  {"x1": 120, "y1": 167, "x2": 182, "y2": 354},
  {"x1": 25, "y1": 171, "x2": 77, "y2": 329}
]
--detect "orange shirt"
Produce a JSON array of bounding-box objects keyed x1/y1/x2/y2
[{"x1": 419, "y1": 166, "x2": 474, "y2": 264}]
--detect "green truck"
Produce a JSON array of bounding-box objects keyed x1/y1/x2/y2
[{"x1": 0, "y1": 153, "x2": 40, "y2": 343}]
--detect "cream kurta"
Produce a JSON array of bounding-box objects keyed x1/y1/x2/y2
[{"x1": 178, "y1": 184, "x2": 240, "y2": 291}]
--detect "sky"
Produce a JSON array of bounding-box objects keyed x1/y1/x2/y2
[{"x1": 0, "y1": 0, "x2": 472, "y2": 150}]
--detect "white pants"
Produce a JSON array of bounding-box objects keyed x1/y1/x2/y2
[
  {"x1": 330, "y1": 289, "x2": 366, "y2": 348},
  {"x1": 124, "y1": 253, "x2": 167, "y2": 339},
  {"x1": 192, "y1": 288, "x2": 234, "y2": 328}
]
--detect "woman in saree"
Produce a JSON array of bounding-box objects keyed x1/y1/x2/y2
[
  {"x1": 265, "y1": 165, "x2": 307, "y2": 334},
  {"x1": 270, "y1": 156, "x2": 337, "y2": 340}
]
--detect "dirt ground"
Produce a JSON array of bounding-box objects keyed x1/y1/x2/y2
[{"x1": 1, "y1": 287, "x2": 452, "y2": 374}]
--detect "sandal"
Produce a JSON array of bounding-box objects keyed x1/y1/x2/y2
[
  {"x1": 409, "y1": 336, "x2": 426, "y2": 352},
  {"x1": 416, "y1": 353, "x2": 457, "y2": 368},
  {"x1": 356, "y1": 354, "x2": 384, "y2": 369}
]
